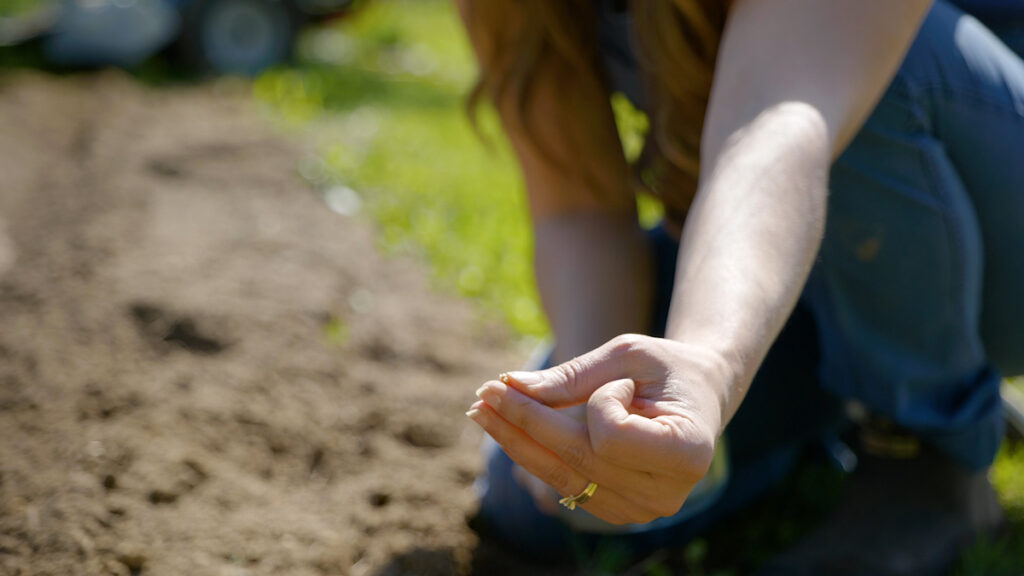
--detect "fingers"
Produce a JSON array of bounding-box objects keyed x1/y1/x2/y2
[
  {"x1": 585, "y1": 378, "x2": 700, "y2": 476},
  {"x1": 490, "y1": 371, "x2": 705, "y2": 480},
  {"x1": 500, "y1": 334, "x2": 648, "y2": 408},
  {"x1": 476, "y1": 380, "x2": 656, "y2": 488},
  {"x1": 503, "y1": 340, "x2": 718, "y2": 481},
  {"x1": 466, "y1": 400, "x2": 661, "y2": 525},
  {"x1": 582, "y1": 379, "x2": 709, "y2": 514},
  {"x1": 478, "y1": 381, "x2": 591, "y2": 469}
]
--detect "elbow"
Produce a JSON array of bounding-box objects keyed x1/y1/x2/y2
[
  {"x1": 753, "y1": 100, "x2": 831, "y2": 162},
  {"x1": 769, "y1": 101, "x2": 831, "y2": 148},
  {"x1": 703, "y1": 100, "x2": 831, "y2": 176},
  {"x1": 776, "y1": 103, "x2": 830, "y2": 242},
  {"x1": 704, "y1": 100, "x2": 831, "y2": 195},
  {"x1": 700, "y1": 100, "x2": 830, "y2": 243}
]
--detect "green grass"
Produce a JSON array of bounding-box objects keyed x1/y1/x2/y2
[
  {"x1": 0, "y1": 0, "x2": 50, "y2": 68},
  {"x1": 955, "y1": 439, "x2": 1024, "y2": 575},
  {"x1": 255, "y1": 0, "x2": 547, "y2": 336},
  {"x1": 0, "y1": 0, "x2": 46, "y2": 18},
  {"x1": 255, "y1": 1, "x2": 1024, "y2": 572}
]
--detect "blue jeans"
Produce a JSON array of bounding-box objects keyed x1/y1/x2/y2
[
  {"x1": 806, "y1": 1, "x2": 1024, "y2": 472},
  {"x1": 476, "y1": 1, "x2": 1024, "y2": 560}
]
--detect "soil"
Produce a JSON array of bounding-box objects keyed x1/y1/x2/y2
[{"x1": 0, "y1": 71, "x2": 556, "y2": 576}]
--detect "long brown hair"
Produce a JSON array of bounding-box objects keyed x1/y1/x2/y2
[{"x1": 463, "y1": 0, "x2": 726, "y2": 224}]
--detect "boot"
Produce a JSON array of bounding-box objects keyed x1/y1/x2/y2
[{"x1": 757, "y1": 419, "x2": 1004, "y2": 576}]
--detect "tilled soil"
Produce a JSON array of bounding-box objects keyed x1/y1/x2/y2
[{"x1": 0, "y1": 71, "x2": 553, "y2": 576}]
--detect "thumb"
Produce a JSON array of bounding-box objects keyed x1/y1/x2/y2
[
  {"x1": 500, "y1": 336, "x2": 634, "y2": 408},
  {"x1": 586, "y1": 378, "x2": 681, "y2": 469}
]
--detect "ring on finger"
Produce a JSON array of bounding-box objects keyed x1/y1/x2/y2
[{"x1": 558, "y1": 481, "x2": 598, "y2": 510}]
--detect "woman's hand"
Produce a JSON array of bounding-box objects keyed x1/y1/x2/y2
[{"x1": 466, "y1": 334, "x2": 734, "y2": 525}]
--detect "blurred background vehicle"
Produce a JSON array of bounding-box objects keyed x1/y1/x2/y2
[{"x1": 0, "y1": 0, "x2": 360, "y2": 75}]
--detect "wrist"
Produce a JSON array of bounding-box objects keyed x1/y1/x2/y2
[{"x1": 669, "y1": 337, "x2": 747, "y2": 435}]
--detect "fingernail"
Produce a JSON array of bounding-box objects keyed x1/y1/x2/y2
[
  {"x1": 476, "y1": 383, "x2": 503, "y2": 409},
  {"x1": 479, "y1": 389, "x2": 501, "y2": 409},
  {"x1": 502, "y1": 371, "x2": 543, "y2": 387},
  {"x1": 466, "y1": 399, "x2": 484, "y2": 419}
]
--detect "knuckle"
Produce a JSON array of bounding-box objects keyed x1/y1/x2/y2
[
  {"x1": 502, "y1": 392, "x2": 531, "y2": 428},
  {"x1": 588, "y1": 428, "x2": 614, "y2": 457},
  {"x1": 555, "y1": 358, "x2": 587, "y2": 396},
  {"x1": 606, "y1": 334, "x2": 661, "y2": 374},
  {"x1": 587, "y1": 416, "x2": 628, "y2": 457},
  {"x1": 499, "y1": 433, "x2": 525, "y2": 460},
  {"x1": 560, "y1": 442, "x2": 589, "y2": 471},
  {"x1": 665, "y1": 418, "x2": 717, "y2": 481},
  {"x1": 607, "y1": 333, "x2": 645, "y2": 355},
  {"x1": 631, "y1": 472, "x2": 664, "y2": 503},
  {"x1": 681, "y1": 436, "x2": 717, "y2": 481},
  {"x1": 543, "y1": 464, "x2": 572, "y2": 495}
]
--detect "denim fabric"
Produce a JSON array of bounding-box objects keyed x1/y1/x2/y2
[
  {"x1": 476, "y1": 0, "x2": 1024, "y2": 557},
  {"x1": 807, "y1": 1, "x2": 1024, "y2": 470}
]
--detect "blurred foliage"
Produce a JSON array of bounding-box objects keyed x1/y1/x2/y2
[
  {"x1": 253, "y1": 0, "x2": 658, "y2": 337},
  {"x1": 254, "y1": 0, "x2": 1023, "y2": 573},
  {"x1": 255, "y1": 0, "x2": 547, "y2": 336},
  {"x1": 0, "y1": 0, "x2": 47, "y2": 69},
  {"x1": 610, "y1": 92, "x2": 664, "y2": 228},
  {"x1": 0, "y1": 0, "x2": 44, "y2": 17},
  {"x1": 954, "y1": 440, "x2": 1024, "y2": 576}
]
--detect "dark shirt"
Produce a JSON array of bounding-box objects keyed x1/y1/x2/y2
[{"x1": 594, "y1": 0, "x2": 1024, "y2": 111}]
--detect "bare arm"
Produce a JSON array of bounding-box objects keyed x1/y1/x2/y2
[
  {"x1": 454, "y1": 0, "x2": 652, "y2": 364},
  {"x1": 468, "y1": 0, "x2": 935, "y2": 525},
  {"x1": 668, "y1": 0, "x2": 934, "y2": 430}
]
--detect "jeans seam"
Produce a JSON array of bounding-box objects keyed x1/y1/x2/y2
[
  {"x1": 906, "y1": 84, "x2": 974, "y2": 373},
  {"x1": 919, "y1": 147, "x2": 972, "y2": 375},
  {"x1": 898, "y1": 66, "x2": 987, "y2": 369}
]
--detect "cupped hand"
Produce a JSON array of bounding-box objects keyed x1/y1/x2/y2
[{"x1": 466, "y1": 334, "x2": 734, "y2": 525}]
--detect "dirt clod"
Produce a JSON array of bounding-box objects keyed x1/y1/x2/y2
[
  {"x1": 369, "y1": 491, "x2": 392, "y2": 508},
  {"x1": 401, "y1": 421, "x2": 456, "y2": 449}
]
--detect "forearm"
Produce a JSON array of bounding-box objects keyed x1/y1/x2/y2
[
  {"x1": 534, "y1": 211, "x2": 653, "y2": 364},
  {"x1": 664, "y1": 0, "x2": 930, "y2": 432},
  {"x1": 665, "y1": 104, "x2": 828, "y2": 430}
]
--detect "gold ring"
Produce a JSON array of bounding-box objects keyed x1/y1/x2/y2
[{"x1": 558, "y1": 481, "x2": 598, "y2": 510}]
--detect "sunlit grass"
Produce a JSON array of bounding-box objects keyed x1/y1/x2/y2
[
  {"x1": 954, "y1": 440, "x2": 1024, "y2": 576},
  {"x1": 255, "y1": 0, "x2": 546, "y2": 336},
  {"x1": 0, "y1": 0, "x2": 45, "y2": 17}
]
